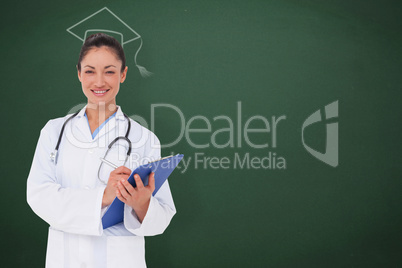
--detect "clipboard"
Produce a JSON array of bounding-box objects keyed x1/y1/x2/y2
[{"x1": 102, "y1": 154, "x2": 184, "y2": 229}]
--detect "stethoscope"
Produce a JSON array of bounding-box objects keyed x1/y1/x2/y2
[{"x1": 50, "y1": 111, "x2": 132, "y2": 184}]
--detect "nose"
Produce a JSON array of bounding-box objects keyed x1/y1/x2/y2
[{"x1": 94, "y1": 73, "x2": 105, "y2": 87}]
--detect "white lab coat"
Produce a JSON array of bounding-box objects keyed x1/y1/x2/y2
[{"x1": 27, "y1": 106, "x2": 176, "y2": 268}]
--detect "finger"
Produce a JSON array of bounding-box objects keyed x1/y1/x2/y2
[
  {"x1": 134, "y1": 174, "x2": 144, "y2": 190},
  {"x1": 148, "y1": 172, "x2": 156, "y2": 191},
  {"x1": 116, "y1": 189, "x2": 127, "y2": 203},
  {"x1": 121, "y1": 179, "x2": 136, "y2": 195},
  {"x1": 109, "y1": 174, "x2": 128, "y2": 184},
  {"x1": 113, "y1": 166, "x2": 132, "y2": 175},
  {"x1": 116, "y1": 189, "x2": 124, "y2": 200},
  {"x1": 117, "y1": 181, "x2": 131, "y2": 199},
  {"x1": 112, "y1": 166, "x2": 126, "y2": 174}
]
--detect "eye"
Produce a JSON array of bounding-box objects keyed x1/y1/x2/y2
[
  {"x1": 106, "y1": 71, "x2": 115, "y2": 74},
  {"x1": 85, "y1": 70, "x2": 94, "y2": 74}
]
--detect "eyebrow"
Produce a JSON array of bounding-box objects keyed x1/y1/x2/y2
[{"x1": 83, "y1": 65, "x2": 117, "y2": 69}]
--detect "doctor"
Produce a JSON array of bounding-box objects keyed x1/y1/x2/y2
[{"x1": 27, "y1": 33, "x2": 176, "y2": 268}]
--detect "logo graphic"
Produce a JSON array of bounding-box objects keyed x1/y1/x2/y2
[
  {"x1": 66, "y1": 7, "x2": 152, "y2": 77},
  {"x1": 302, "y1": 101, "x2": 338, "y2": 167}
]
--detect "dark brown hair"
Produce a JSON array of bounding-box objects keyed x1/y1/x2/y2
[{"x1": 77, "y1": 33, "x2": 126, "y2": 72}]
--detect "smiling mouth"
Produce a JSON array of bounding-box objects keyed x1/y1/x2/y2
[{"x1": 91, "y1": 89, "x2": 110, "y2": 94}]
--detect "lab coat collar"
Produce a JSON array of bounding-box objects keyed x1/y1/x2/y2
[
  {"x1": 72, "y1": 105, "x2": 127, "y2": 142},
  {"x1": 115, "y1": 106, "x2": 126, "y2": 121},
  {"x1": 76, "y1": 105, "x2": 87, "y2": 118},
  {"x1": 95, "y1": 106, "x2": 126, "y2": 141},
  {"x1": 75, "y1": 105, "x2": 125, "y2": 120}
]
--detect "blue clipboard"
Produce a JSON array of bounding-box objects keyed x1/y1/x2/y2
[{"x1": 102, "y1": 154, "x2": 183, "y2": 229}]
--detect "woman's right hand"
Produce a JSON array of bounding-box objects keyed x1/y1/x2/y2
[{"x1": 102, "y1": 166, "x2": 132, "y2": 208}]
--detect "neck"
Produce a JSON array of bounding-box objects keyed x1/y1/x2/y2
[{"x1": 86, "y1": 102, "x2": 118, "y2": 126}]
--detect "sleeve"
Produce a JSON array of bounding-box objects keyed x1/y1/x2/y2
[
  {"x1": 26, "y1": 122, "x2": 105, "y2": 236},
  {"x1": 123, "y1": 130, "x2": 177, "y2": 236}
]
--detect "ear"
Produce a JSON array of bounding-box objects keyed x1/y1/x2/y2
[
  {"x1": 120, "y1": 66, "x2": 128, "y2": 83},
  {"x1": 77, "y1": 66, "x2": 82, "y2": 82}
]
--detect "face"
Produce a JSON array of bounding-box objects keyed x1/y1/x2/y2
[{"x1": 78, "y1": 46, "x2": 128, "y2": 108}]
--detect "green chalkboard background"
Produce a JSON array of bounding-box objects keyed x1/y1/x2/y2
[{"x1": 1, "y1": 0, "x2": 401, "y2": 267}]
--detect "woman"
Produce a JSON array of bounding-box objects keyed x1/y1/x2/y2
[{"x1": 27, "y1": 33, "x2": 176, "y2": 268}]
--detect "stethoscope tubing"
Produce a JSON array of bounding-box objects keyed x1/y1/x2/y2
[{"x1": 51, "y1": 111, "x2": 132, "y2": 167}]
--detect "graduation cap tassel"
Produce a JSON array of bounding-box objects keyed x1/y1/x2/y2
[
  {"x1": 135, "y1": 38, "x2": 153, "y2": 78},
  {"x1": 66, "y1": 7, "x2": 153, "y2": 77}
]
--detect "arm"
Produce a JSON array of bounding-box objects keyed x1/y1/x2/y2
[
  {"x1": 118, "y1": 130, "x2": 176, "y2": 236},
  {"x1": 122, "y1": 179, "x2": 176, "y2": 236},
  {"x1": 26, "y1": 123, "x2": 104, "y2": 236}
]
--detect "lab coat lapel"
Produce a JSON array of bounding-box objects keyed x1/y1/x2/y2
[
  {"x1": 64, "y1": 107, "x2": 93, "y2": 147},
  {"x1": 96, "y1": 107, "x2": 126, "y2": 141},
  {"x1": 115, "y1": 108, "x2": 129, "y2": 139},
  {"x1": 74, "y1": 115, "x2": 92, "y2": 142},
  {"x1": 96, "y1": 116, "x2": 117, "y2": 145}
]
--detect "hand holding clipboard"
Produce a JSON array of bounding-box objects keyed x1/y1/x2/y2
[{"x1": 101, "y1": 154, "x2": 183, "y2": 229}]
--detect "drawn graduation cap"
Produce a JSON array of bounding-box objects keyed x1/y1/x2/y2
[{"x1": 66, "y1": 7, "x2": 152, "y2": 77}]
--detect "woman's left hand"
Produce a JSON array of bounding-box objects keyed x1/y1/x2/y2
[{"x1": 116, "y1": 172, "x2": 156, "y2": 223}]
